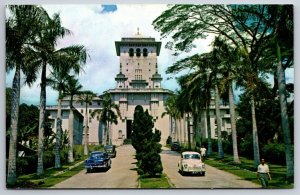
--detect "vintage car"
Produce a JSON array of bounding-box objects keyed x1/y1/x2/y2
[
  {"x1": 85, "y1": 151, "x2": 111, "y2": 173},
  {"x1": 171, "y1": 141, "x2": 181, "y2": 151},
  {"x1": 178, "y1": 151, "x2": 206, "y2": 176},
  {"x1": 104, "y1": 145, "x2": 116, "y2": 158}
]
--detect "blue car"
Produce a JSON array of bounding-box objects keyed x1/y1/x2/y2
[{"x1": 85, "y1": 151, "x2": 112, "y2": 173}]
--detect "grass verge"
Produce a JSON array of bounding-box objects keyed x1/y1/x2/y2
[
  {"x1": 12, "y1": 159, "x2": 86, "y2": 189},
  {"x1": 139, "y1": 173, "x2": 172, "y2": 188},
  {"x1": 205, "y1": 152, "x2": 294, "y2": 189}
]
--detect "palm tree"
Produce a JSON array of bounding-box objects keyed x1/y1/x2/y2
[
  {"x1": 78, "y1": 91, "x2": 96, "y2": 155},
  {"x1": 266, "y1": 5, "x2": 294, "y2": 181},
  {"x1": 6, "y1": 5, "x2": 49, "y2": 185},
  {"x1": 48, "y1": 67, "x2": 72, "y2": 168},
  {"x1": 23, "y1": 12, "x2": 87, "y2": 174},
  {"x1": 212, "y1": 37, "x2": 242, "y2": 163},
  {"x1": 161, "y1": 94, "x2": 181, "y2": 142},
  {"x1": 91, "y1": 92, "x2": 121, "y2": 145},
  {"x1": 64, "y1": 76, "x2": 83, "y2": 162}
]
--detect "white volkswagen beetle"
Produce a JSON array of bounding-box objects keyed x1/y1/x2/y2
[{"x1": 178, "y1": 151, "x2": 206, "y2": 176}]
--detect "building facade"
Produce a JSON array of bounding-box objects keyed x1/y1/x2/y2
[
  {"x1": 46, "y1": 33, "x2": 233, "y2": 147},
  {"x1": 106, "y1": 34, "x2": 173, "y2": 145}
]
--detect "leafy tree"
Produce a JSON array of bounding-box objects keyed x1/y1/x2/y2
[
  {"x1": 153, "y1": 4, "x2": 282, "y2": 166},
  {"x1": 132, "y1": 106, "x2": 163, "y2": 176}
]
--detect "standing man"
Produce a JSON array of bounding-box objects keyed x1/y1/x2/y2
[
  {"x1": 257, "y1": 158, "x2": 272, "y2": 188},
  {"x1": 200, "y1": 145, "x2": 206, "y2": 161}
]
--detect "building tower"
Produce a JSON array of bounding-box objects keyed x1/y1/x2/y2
[{"x1": 106, "y1": 32, "x2": 173, "y2": 145}]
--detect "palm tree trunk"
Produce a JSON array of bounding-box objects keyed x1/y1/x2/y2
[
  {"x1": 251, "y1": 95, "x2": 260, "y2": 167},
  {"x1": 215, "y1": 85, "x2": 224, "y2": 159},
  {"x1": 187, "y1": 113, "x2": 191, "y2": 150},
  {"x1": 277, "y1": 43, "x2": 294, "y2": 180},
  {"x1": 229, "y1": 80, "x2": 240, "y2": 163},
  {"x1": 68, "y1": 107, "x2": 74, "y2": 162},
  {"x1": 37, "y1": 63, "x2": 46, "y2": 175},
  {"x1": 106, "y1": 122, "x2": 110, "y2": 145},
  {"x1": 55, "y1": 97, "x2": 62, "y2": 168},
  {"x1": 84, "y1": 102, "x2": 88, "y2": 155},
  {"x1": 206, "y1": 104, "x2": 212, "y2": 156},
  {"x1": 183, "y1": 114, "x2": 187, "y2": 143},
  {"x1": 7, "y1": 66, "x2": 20, "y2": 185}
]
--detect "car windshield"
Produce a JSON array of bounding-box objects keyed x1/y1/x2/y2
[
  {"x1": 91, "y1": 153, "x2": 104, "y2": 159},
  {"x1": 183, "y1": 154, "x2": 200, "y2": 160},
  {"x1": 105, "y1": 146, "x2": 113, "y2": 150}
]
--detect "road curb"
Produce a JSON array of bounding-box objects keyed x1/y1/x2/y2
[
  {"x1": 164, "y1": 173, "x2": 175, "y2": 188},
  {"x1": 53, "y1": 160, "x2": 85, "y2": 177}
]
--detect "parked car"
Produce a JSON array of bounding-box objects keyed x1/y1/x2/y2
[
  {"x1": 104, "y1": 145, "x2": 117, "y2": 158},
  {"x1": 171, "y1": 141, "x2": 181, "y2": 151},
  {"x1": 85, "y1": 151, "x2": 111, "y2": 173},
  {"x1": 178, "y1": 151, "x2": 206, "y2": 176}
]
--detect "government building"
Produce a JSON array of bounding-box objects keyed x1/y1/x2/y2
[{"x1": 47, "y1": 32, "x2": 232, "y2": 146}]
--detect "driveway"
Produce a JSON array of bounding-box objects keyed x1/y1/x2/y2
[
  {"x1": 160, "y1": 147, "x2": 261, "y2": 189},
  {"x1": 52, "y1": 144, "x2": 138, "y2": 188}
]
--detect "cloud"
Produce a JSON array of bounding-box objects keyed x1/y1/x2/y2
[{"x1": 5, "y1": 4, "x2": 238, "y2": 105}]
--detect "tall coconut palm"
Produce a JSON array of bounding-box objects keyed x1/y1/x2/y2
[
  {"x1": 6, "y1": 5, "x2": 49, "y2": 185},
  {"x1": 78, "y1": 91, "x2": 96, "y2": 155},
  {"x1": 161, "y1": 94, "x2": 181, "y2": 142},
  {"x1": 48, "y1": 67, "x2": 72, "y2": 168},
  {"x1": 24, "y1": 12, "x2": 87, "y2": 173},
  {"x1": 64, "y1": 76, "x2": 83, "y2": 162},
  {"x1": 91, "y1": 92, "x2": 121, "y2": 145},
  {"x1": 265, "y1": 5, "x2": 294, "y2": 181}
]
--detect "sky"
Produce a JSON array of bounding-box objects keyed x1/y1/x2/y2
[
  {"x1": 5, "y1": 4, "x2": 295, "y2": 106},
  {"x1": 5, "y1": 4, "x2": 215, "y2": 105}
]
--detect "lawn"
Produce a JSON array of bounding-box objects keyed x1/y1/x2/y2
[
  {"x1": 13, "y1": 159, "x2": 86, "y2": 188},
  {"x1": 139, "y1": 174, "x2": 173, "y2": 188},
  {"x1": 205, "y1": 152, "x2": 294, "y2": 189}
]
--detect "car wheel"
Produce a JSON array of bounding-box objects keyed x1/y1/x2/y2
[
  {"x1": 86, "y1": 169, "x2": 90, "y2": 173},
  {"x1": 201, "y1": 172, "x2": 205, "y2": 176},
  {"x1": 181, "y1": 166, "x2": 185, "y2": 176}
]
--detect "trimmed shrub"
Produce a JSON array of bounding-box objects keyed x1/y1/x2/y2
[{"x1": 261, "y1": 143, "x2": 287, "y2": 165}]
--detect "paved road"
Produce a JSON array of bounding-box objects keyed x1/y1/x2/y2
[
  {"x1": 161, "y1": 147, "x2": 261, "y2": 189},
  {"x1": 52, "y1": 145, "x2": 138, "y2": 188}
]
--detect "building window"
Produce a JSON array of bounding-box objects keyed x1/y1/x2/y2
[
  {"x1": 89, "y1": 109, "x2": 91, "y2": 113},
  {"x1": 126, "y1": 69, "x2": 128, "y2": 72},
  {"x1": 129, "y1": 48, "x2": 134, "y2": 57},
  {"x1": 136, "y1": 48, "x2": 141, "y2": 57},
  {"x1": 143, "y1": 48, "x2": 148, "y2": 57},
  {"x1": 89, "y1": 117, "x2": 92, "y2": 123},
  {"x1": 149, "y1": 69, "x2": 151, "y2": 71},
  {"x1": 126, "y1": 63, "x2": 128, "y2": 65},
  {"x1": 149, "y1": 63, "x2": 151, "y2": 65},
  {"x1": 81, "y1": 109, "x2": 83, "y2": 113}
]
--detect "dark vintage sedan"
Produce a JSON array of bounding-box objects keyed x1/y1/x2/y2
[
  {"x1": 85, "y1": 151, "x2": 111, "y2": 173},
  {"x1": 104, "y1": 145, "x2": 116, "y2": 158},
  {"x1": 171, "y1": 141, "x2": 181, "y2": 151}
]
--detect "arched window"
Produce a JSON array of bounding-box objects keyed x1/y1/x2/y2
[
  {"x1": 129, "y1": 48, "x2": 134, "y2": 57},
  {"x1": 143, "y1": 48, "x2": 148, "y2": 57},
  {"x1": 136, "y1": 48, "x2": 141, "y2": 57}
]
